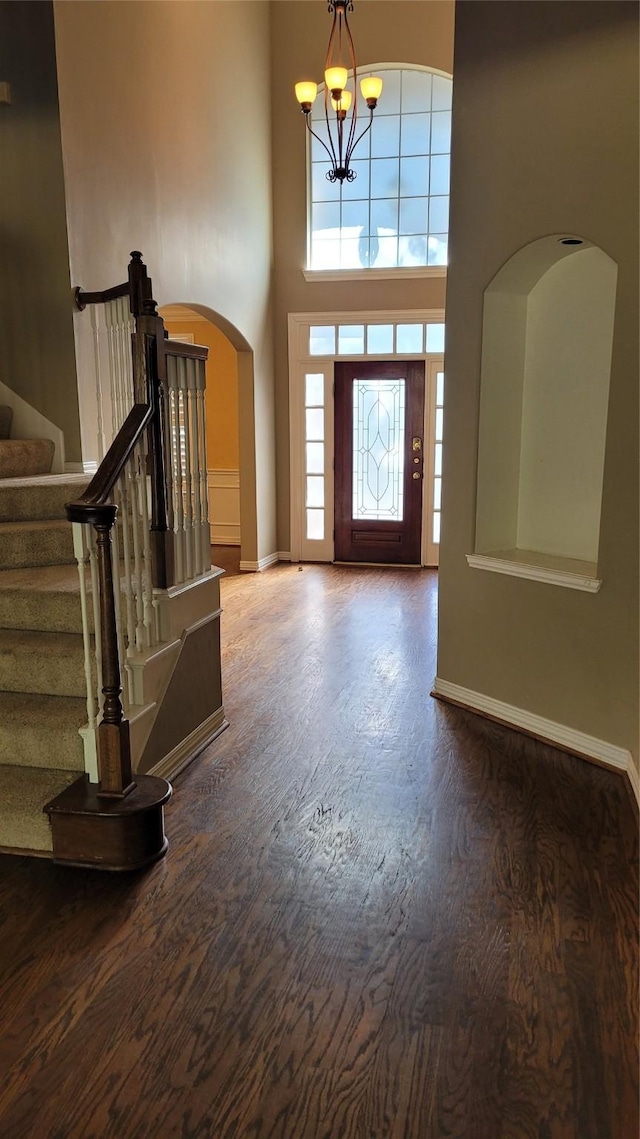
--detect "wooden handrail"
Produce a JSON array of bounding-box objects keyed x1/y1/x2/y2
[
  {"x1": 66, "y1": 403, "x2": 152, "y2": 522},
  {"x1": 74, "y1": 282, "x2": 129, "y2": 312},
  {"x1": 164, "y1": 340, "x2": 209, "y2": 360}
]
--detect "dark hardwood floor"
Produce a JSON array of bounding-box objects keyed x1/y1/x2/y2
[{"x1": 0, "y1": 564, "x2": 637, "y2": 1139}]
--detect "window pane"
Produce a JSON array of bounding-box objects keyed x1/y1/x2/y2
[
  {"x1": 370, "y1": 159, "x2": 399, "y2": 200},
  {"x1": 342, "y1": 237, "x2": 372, "y2": 269},
  {"x1": 427, "y1": 234, "x2": 448, "y2": 266},
  {"x1": 373, "y1": 235, "x2": 398, "y2": 267},
  {"x1": 353, "y1": 378, "x2": 405, "y2": 520},
  {"x1": 434, "y1": 442, "x2": 442, "y2": 476},
  {"x1": 431, "y1": 111, "x2": 451, "y2": 155},
  {"x1": 436, "y1": 371, "x2": 445, "y2": 404},
  {"x1": 370, "y1": 114, "x2": 400, "y2": 158},
  {"x1": 341, "y1": 160, "x2": 369, "y2": 200},
  {"x1": 433, "y1": 477, "x2": 442, "y2": 510},
  {"x1": 341, "y1": 198, "x2": 369, "y2": 237},
  {"x1": 399, "y1": 197, "x2": 429, "y2": 235},
  {"x1": 370, "y1": 197, "x2": 398, "y2": 234},
  {"x1": 307, "y1": 508, "x2": 325, "y2": 540},
  {"x1": 306, "y1": 408, "x2": 324, "y2": 440},
  {"x1": 305, "y1": 373, "x2": 324, "y2": 406},
  {"x1": 306, "y1": 476, "x2": 324, "y2": 508},
  {"x1": 430, "y1": 154, "x2": 450, "y2": 197},
  {"x1": 309, "y1": 326, "x2": 335, "y2": 355},
  {"x1": 306, "y1": 442, "x2": 324, "y2": 474},
  {"x1": 367, "y1": 324, "x2": 394, "y2": 353},
  {"x1": 429, "y1": 196, "x2": 449, "y2": 234},
  {"x1": 399, "y1": 155, "x2": 429, "y2": 198},
  {"x1": 375, "y1": 69, "x2": 401, "y2": 115},
  {"x1": 435, "y1": 408, "x2": 444, "y2": 441},
  {"x1": 426, "y1": 324, "x2": 445, "y2": 353},
  {"x1": 312, "y1": 201, "x2": 341, "y2": 239},
  {"x1": 396, "y1": 324, "x2": 423, "y2": 353},
  {"x1": 432, "y1": 511, "x2": 441, "y2": 544},
  {"x1": 310, "y1": 238, "x2": 341, "y2": 270},
  {"x1": 312, "y1": 163, "x2": 337, "y2": 202},
  {"x1": 400, "y1": 113, "x2": 430, "y2": 156},
  {"x1": 398, "y1": 235, "x2": 428, "y2": 267},
  {"x1": 338, "y1": 325, "x2": 365, "y2": 354},
  {"x1": 401, "y1": 70, "x2": 432, "y2": 114},
  {"x1": 432, "y1": 75, "x2": 452, "y2": 112}
]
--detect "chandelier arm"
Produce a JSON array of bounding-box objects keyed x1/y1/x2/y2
[
  {"x1": 323, "y1": 86, "x2": 341, "y2": 170},
  {"x1": 305, "y1": 114, "x2": 339, "y2": 167},
  {"x1": 348, "y1": 106, "x2": 375, "y2": 157},
  {"x1": 341, "y1": 3, "x2": 359, "y2": 166}
]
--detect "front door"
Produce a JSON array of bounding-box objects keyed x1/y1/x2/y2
[{"x1": 334, "y1": 360, "x2": 425, "y2": 564}]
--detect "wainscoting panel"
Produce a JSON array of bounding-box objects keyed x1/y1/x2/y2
[{"x1": 208, "y1": 469, "x2": 240, "y2": 546}]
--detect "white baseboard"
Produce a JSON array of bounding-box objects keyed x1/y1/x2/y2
[
  {"x1": 277, "y1": 551, "x2": 291, "y2": 561},
  {"x1": 210, "y1": 529, "x2": 241, "y2": 546},
  {"x1": 147, "y1": 707, "x2": 228, "y2": 781},
  {"x1": 432, "y1": 677, "x2": 633, "y2": 778},
  {"x1": 65, "y1": 461, "x2": 97, "y2": 475},
  {"x1": 239, "y1": 552, "x2": 280, "y2": 572}
]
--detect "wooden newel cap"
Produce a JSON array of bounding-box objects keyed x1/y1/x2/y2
[{"x1": 65, "y1": 501, "x2": 118, "y2": 528}]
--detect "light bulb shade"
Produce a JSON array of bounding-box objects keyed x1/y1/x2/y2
[
  {"x1": 331, "y1": 89, "x2": 352, "y2": 113},
  {"x1": 295, "y1": 81, "x2": 318, "y2": 106},
  {"x1": 360, "y1": 76, "x2": 383, "y2": 102},
  {"x1": 325, "y1": 66, "x2": 348, "y2": 93}
]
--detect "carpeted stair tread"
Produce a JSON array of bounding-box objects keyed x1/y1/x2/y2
[
  {"x1": 0, "y1": 765, "x2": 80, "y2": 852},
  {"x1": 0, "y1": 627, "x2": 89, "y2": 697},
  {"x1": 0, "y1": 691, "x2": 86, "y2": 770},
  {"x1": 0, "y1": 475, "x2": 87, "y2": 522},
  {"x1": 0, "y1": 564, "x2": 89, "y2": 634},
  {"x1": 0, "y1": 519, "x2": 75, "y2": 569}
]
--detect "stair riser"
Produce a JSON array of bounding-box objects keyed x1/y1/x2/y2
[
  {"x1": 0, "y1": 483, "x2": 86, "y2": 523},
  {"x1": 0, "y1": 724, "x2": 85, "y2": 770},
  {"x1": 0, "y1": 529, "x2": 75, "y2": 569},
  {"x1": 0, "y1": 592, "x2": 90, "y2": 635},
  {"x1": 0, "y1": 652, "x2": 88, "y2": 698}
]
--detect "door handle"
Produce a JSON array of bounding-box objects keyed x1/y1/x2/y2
[{"x1": 412, "y1": 437, "x2": 422, "y2": 452}]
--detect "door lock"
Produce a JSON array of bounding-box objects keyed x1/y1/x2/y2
[{"x1": 412, "y1": 471, "x2": 422, "y2": 480}]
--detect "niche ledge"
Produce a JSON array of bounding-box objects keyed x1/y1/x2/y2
[{"x1": 466, "y1": 550, "x2": 601, "y2": 593}]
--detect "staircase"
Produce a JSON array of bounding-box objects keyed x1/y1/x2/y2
[
  {"x1": 0, "y1": 474, "x2": 89, "y2": 854},
  {"x1": 0, "y1": 405, "x2": 55, "y2": 479}
]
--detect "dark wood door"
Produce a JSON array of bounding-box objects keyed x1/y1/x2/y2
[{"x1": 334, "y1": 360, "x2": 425, "y2": 564}]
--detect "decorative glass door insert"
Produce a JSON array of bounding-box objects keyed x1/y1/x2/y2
[{"x1": 352, "y1": 379, "x2": 406, "y2": 521}]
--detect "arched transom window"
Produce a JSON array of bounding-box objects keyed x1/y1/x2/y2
[{"x1": 308, "y1": 65, "x2": 452, "y2": 272}]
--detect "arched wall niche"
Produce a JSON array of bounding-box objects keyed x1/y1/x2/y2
[
  {"x1": 474, "y1": 235, "x2": 617, "y2": 582},
  {"x1": 159, "y1": 302, "x2": 257, "y2": 564}
]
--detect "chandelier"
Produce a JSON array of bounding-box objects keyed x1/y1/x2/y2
[{"x1": 295, "y1": 0, "x2": 383, "y2": 184}]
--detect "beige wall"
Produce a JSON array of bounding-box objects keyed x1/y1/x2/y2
[
  {"x1": 437, "y1": 3, "x2": 639, "y2": 768},
  {"x1": 161, "y1": 315, "x2": 239, "y2": 472},
  {"x1": 53, "y1": 0, "x2": 275, "y2": 562},
  {"x1": 270, "y1": 0, "x2": 455, "y2": 549},
  {"x1": 0, "y1": 1, "x2": 81, "y2": 462}
]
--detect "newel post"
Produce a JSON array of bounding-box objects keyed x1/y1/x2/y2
[{"x1": 93, "y1": 503, "x2": 136, "y2": 799}]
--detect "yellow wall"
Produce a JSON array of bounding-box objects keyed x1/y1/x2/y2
[
  {"x1": 437, "y1": 1, "x2": 639, "y2": 771},
  {"x1": 161, "y1": 315, "x2": 239, "y2": 472}
]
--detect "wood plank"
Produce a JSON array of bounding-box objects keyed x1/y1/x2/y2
[{"x1": 0, "y1": 564, "x2": 636, "y2": 1138}]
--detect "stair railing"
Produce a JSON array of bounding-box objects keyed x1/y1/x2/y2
[{"x1": 70, "y1": 252, "x2": 210, "y2": 797}]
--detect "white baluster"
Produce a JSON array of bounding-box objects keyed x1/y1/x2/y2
[
  {"x1": 179, "y1": 359, "x2": 194, "y2": 581},
  {"x1": 117, "y1": 465, "x2": 137, "y2": 663},
  {"x1": 135, "y1": 439, "x2": 157, "y2": 646},
  {"x1": 168, "y1": 361, "x2": 185, "y2": 584},
  {"x1": 90, "y1": 305, "x2": 106, "y2": 463},
  {"x1": 72, "y1": 522, "x2": 98, "y2": 732},
  {"x1": 129, "y1": 448, "x2": 147, "y2": 651},
  {"x1": 196, "y1": 360, "x2": 210, "y2": 574}
]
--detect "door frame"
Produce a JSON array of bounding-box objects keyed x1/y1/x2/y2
[{"x1": 288, "y1": 309, "x2": 445, "y2": 566}]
